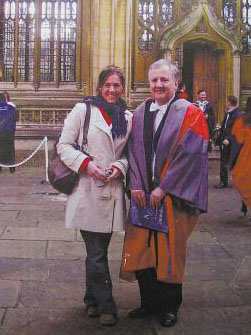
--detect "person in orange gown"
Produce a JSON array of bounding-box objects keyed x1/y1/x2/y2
[{"x1": 230, "y1": 97, "x2": 251, "y2": 215}]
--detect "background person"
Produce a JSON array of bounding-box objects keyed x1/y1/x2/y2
[
  {"x1": 3, "y1": 90, "x2": 16, "y2": 108},
  {"x1": 194, "y1": 89, "x2": 215, "y2": 152},
  {"x1": 230, "y1": 96, "x2": 251, "y2": 216},
  {"x1": 120, "y1": 59, "x2": 209, "y2": 328},
  {"x1": 176, "y1": 82, "x2": 189, "y2": 100},
  {"x1": 0, "y1": 92, "x2": 18, "y2": 173},
  {"x1": 57, "y1": 66, "x2": 132, "y2": 326},
  {"x1": 215, "y1": 95, "x2": 240, "y2": 188}
]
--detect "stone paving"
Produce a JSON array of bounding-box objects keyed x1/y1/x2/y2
[{"x1": 0, "y1": 161, "x2": 251, "y2": 335}]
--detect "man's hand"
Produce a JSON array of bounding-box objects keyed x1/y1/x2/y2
[
  {"x1": 131, "y1": 190, "x2": 146, "y2": 207},
  {"x1": 223, "y1": 139, "x2": 230, "y2": 146},
  {"x1": 86, "y1": 161, "x2": 107, "y2": 181},
  {"x1": 150, "y1": 187, "x2": 166, "y2": 209}
]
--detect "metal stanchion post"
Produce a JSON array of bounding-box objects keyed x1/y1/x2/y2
[{"x1": 40, "y1": 136, "x2": 50, "y2": 185}]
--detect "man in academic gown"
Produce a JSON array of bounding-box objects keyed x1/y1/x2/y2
[{"x1": 120, "y1": 59, "x2": 209, "y2": 327}]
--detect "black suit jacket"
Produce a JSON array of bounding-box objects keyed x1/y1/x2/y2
[{"x1": 219, "y1": 107, "x2": 240, "y2": 143}]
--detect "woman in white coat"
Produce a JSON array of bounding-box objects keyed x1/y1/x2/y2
[{"x1": 57, "y1": 66, "x2": 132, "y2": 326}]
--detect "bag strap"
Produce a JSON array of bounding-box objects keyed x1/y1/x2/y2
[{"x1": 82, "y1": 102, "x2": 91, "y2": 146}]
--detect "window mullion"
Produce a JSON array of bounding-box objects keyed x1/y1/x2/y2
[
  {"x1": 236, "y1": 0, "x2": 242, "y2": 34},
  {"x1": 14, "y1": 0, "x2": 19, "y2": 87},
  {"x1": 33, "y1": 0, "x2": 41, "y2": 90},
  {"x1": 75, "y1": 0, "x2": 81, "y2": 90},
  {"x1": 56, "y1": 0, "x2": 60, "y2": 87}
]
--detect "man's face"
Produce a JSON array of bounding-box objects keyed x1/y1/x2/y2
[
  {"x1": 148, "y1": 66, "x2": 178, "y2": 105},
  {"x1": 198, "y1": 91, "x2": 207, "y2": 102},
  {"x1": 226, "y1": 99, "x2": 231, "y2": 110}
]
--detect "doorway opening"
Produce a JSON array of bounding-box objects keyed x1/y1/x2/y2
[{"x1": 177, "y1": 40, "x2": 222, "y2": 115}]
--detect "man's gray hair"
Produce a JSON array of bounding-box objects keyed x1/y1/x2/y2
[{"x1": 148, "y1": 59, "x2": 179, "y2": 81}]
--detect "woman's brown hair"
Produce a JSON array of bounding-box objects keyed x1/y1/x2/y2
[{"x1": 96, "y1": 66, "x2": 125, "y2": 94}]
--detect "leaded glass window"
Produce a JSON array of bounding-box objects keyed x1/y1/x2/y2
[
  {"x1": 242, "y1": 0, "x2": 251, "y2": 28},
  {"x1": 40, "y1": 0, "x2": 59, "y2": 82},
  {"x1": 242, "y1": 32, "x2": 251, "y2": 53},
  {"x1": 0, "y1": 0, "x2": 77, "y2": 84},
  {"x1": 0, "y1": 0, "x2": 16, "y2": 81},
  {"x1": 138, "y1": 0, "x2": 175, "y2": 53},
  {"x1": 158, "y1": 0, "x2": 174, "y2": 27},
  {"x1": 60, "y1": 0, "x2": 76, "y2": 82},
  {"x1": 222, "y1": 0, "x2": 237, "y2": 27},
  {"x1": 18, "y1": 0, "x2": 35, "y2": 81},
  {"x1": 242, "y1": 1, "x2": 251, "y2": 53}
]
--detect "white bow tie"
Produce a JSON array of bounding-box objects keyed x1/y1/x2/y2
[{"x1": 150, "y1": 102, "x2": 159, "y2": 112}]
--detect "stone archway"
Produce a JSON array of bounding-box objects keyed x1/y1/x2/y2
[{"x1": 158, "y1": 2, "x2": 240, "y2": 121}]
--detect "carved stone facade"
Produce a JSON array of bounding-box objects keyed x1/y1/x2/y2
[{"x1": 0, "y1": 0, "x2": 250, "y2": 126}]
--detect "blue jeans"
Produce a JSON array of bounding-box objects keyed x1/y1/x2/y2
[{"x1": 80, "y1": 230, "x2": 116, "y2": 315}]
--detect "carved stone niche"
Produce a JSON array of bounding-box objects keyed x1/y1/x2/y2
[
  {"x1": 181, "y1": 0, "x2": 196, "y2": 15},
  {"x1": 196, "y1": 18, "x2": 207, "y2": 33}
]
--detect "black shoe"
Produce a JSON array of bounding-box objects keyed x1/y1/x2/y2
[
  {"x1": 160, "y1": 312, "x2": 177, "y2": 327},
  {"x1": 128, "y1": 307, "x2": 150, "y2": 319},
  {"x1": 9, "y1": 167, "x2": 15, "y2": 173},
  {"x1": 214, "y1": 182, "x2": 228, "y2": 189},
  {"x1": 87, "y1": 306, "x2": 99, "y2": 318}
]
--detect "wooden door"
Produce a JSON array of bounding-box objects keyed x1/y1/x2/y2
[{"x1": 193, "y1": 46, "x2": 219, "y2": 110}]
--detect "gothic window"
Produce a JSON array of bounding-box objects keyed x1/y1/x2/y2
[
  {"x1": 242, "y1": 32, "x2": 251, "y2": 54},
  {"x1": 0, "y1": 0, "x2": 16, "y2": 81},
  {"x1": 222, "y1": 0, "x2": 237, "y2": 27},
  {"x1": 60, "y1": 0, "x2": 77, "y2": 82},
  {"x1": 158, "y1": 0, "x2": 174, "y2": 27},
  {"x1": 0, "y1": 0, "x2": 77, "y2": 84},
  {"x1": 40, "y1": 0, "x2": 58, "y2": 82},
  {"x1": 242, "y1": 1, "x2": 251, "y2": 53},
  {"x1": 138, "y1": 0, "x2": 175, "y2": 53},
  {"x1": 242, "y1": 0, "x2": 251, "y2": 28},
  {"x1": 18, "y1": 0, "x2": 35, "y2": 82}
]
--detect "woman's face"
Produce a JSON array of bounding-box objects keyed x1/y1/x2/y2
[{"x1": 100, "y1": 74, "x2": 124, "y2": 104}]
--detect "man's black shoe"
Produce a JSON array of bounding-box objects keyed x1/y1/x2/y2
[
  {"x1": 160, "y1": 312, "x2": 177, "y2": 327},
  {"x1": 128, "y1": 307, "x2": 150, "y2": 319},
  {"x1": 214, "y1": 182, "x2": 228, "y2": 189}
]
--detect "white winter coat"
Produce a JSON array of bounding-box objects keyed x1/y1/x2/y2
[{"x1": 57, "y1": 102, "x2": 132, "y2": 232}]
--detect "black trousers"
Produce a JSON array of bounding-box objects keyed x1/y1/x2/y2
[
  {"x1": 135, "y1": 268, "x2": 182, "y2": 314},
  {"x1": 219, "y1": 144, "x2": 230, "y2": 186},
  {"x1": 80, "y1": 230, "x2": 116, "y2": 314},
  {"x1": 0, "y1": 131, "x2": 15, "y2": 172}
]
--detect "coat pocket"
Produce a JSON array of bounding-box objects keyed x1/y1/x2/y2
[{"x1": 94, "y1": 179, "x2": 111, "y2": 199}]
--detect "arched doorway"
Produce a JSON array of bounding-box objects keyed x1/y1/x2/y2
[
  {"x1": 181, "y1": 40, "x2": 223, "y2": 111},
  {"x1": 173, "y1": 38, "x2": 227, "y2": 120},
  {"x1": 159, "y1": 2, "x2": 240, "y2": 122}
]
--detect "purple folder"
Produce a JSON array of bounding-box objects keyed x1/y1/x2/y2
[{"x1": 130, "y1": 194, "x2": 168, "y2": 233}]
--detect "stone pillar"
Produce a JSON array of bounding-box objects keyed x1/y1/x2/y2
[
  {"x1": 233, "y1": 51, "x2": 241, "y2": 100},
  {"x1": 89, "y1": 0, "x2": 132, "y2": 97}
]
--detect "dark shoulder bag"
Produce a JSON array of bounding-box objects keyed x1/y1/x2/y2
[{"x1": 48, "y1": 103, "x2": 91, "y2": 195}]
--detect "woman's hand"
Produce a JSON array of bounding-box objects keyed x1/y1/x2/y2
[
  {"x1": 86, "y1": 161, "x2": 107, "y2": 181},
  {"x1": 106, "y1": 166, "x2": 123, "y2": 181},
  {"x1": 150, "y1": 187, "x2": 166, "y2": 209},
  {"x1": 131, "y1": 190, "x2": 146, "y2": 207}
]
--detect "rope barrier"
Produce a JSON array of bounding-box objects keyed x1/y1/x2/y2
[{"x1": 0, "y1": 136, "x2": 50, "y2": 183}]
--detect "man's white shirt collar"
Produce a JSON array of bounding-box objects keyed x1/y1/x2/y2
[{"x1": 149, "y1": 95, "x2": 175, "y2": 112}]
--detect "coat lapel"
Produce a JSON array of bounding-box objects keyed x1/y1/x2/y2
[{"x1": 91, "y1": 106, "x2": 113, "y2": 139}]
